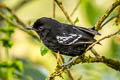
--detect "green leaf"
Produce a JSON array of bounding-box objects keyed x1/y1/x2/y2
[
  {"x1": 74, "y1": 17, "x2": 79, "y2": 24},
  {"x1": 40, "y1": 46, "x2": 48, "y2": 56},
  {"x1": 13, "y1": 61, "x2": 23, "y2": 72},
  {"x1": 0, "y1": 28, "x2": 14, "y2": 33},
  {"x1": 2, "y1": 38, "x2": 13, "y2": 48}
]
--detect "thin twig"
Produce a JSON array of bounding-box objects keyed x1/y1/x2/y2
[
  {"x1": 13, "y1": 0, "x2": 33, "y2": 11},
  {"x1": 95, "y1": 0, "x2": 120, "y2": 31},
  {"x1": 56, "y1": 52, "x2": 64, "y2": 65},
  {"x1": 115, "y1": 6, "x2": 120, "y2": 25},
  {"x1": 70, "y1": 0, "x2": 81, "y2": 17},
  {"x1": 0, "y1": 3, "x2": 39, "y2": 41},
  {"x1": 0, "y1": 12, "x2": 39, "y2": 41},
  {"x1": 0, "y1": 3, "x2": 28, "y2": 27},
  {"x1": 91, "y1": 48, "x2": 100, "y2": 57},
  {"x1": 53, "y1": 0, "x2": 56, "y2": 19},
  {"x1": 67, "y1": 72, "x2": 75, "y2": 80},
  {"x1": 54, "y1": 0, "x2": 73, "y2": 24},
  {"x1": 86, "y1": 29, "x2": 120, "y2": 51},
  {"x1": 100, "y1": 15, "x2": 118, "y2": 29}
]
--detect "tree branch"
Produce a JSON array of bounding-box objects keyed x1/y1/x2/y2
[
  {"x1": 0, "y1": 3, "x2": 40, "y2": 41},
  {"x1": 86, "y1": 29, "x2": 120, "y2": 52},
  {"x1": 0, "y1": 3, "x2": 28, "y2": 27},
  {"x1": 13, "y1": 0, "x2": 33, "y2": 11},
  {"x1": 53, "y1": 0, "x2": 56, "y2": 19},
  {"x1": 100, "y1": 15, "x2": 118, "y2": 29},
  {"x1": 48, "y1": 55, "x2": 120, "y2": 80},
  {"x1": 91, "y1": 48, "x2": 100, "y2": 57},
  {"x1": 0, "y1": 12, "x2": 39, "y2": 41},
  {"x1": 95, "y1": 0, "x2": 120, "y2": 31},
  {"x1": 54, "y1": 0, "x2": 73, "y2": 24}
]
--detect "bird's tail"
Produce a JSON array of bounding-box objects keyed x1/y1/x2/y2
[
  {"x1": 88, "y1": 26, "x2": 101, "y2": 35},
  {"x1": 89, "y1": 26, "x2": 95, "y2": 30},
  {"x1": 90, "y1": 26, "x2": 102, "y2": 45}
]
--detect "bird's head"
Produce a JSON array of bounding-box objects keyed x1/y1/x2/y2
[{"x1": 27, "y1": 17, "x2": 59, "y2": 34}]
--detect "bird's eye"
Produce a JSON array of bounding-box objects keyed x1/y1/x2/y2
[{"x1": 38, "y1": 27, "x2": 43, "y2": 31}]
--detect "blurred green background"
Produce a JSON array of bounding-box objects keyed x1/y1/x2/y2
[{"x1": 0, "y1": 0, "x2": 120, "y2": 80}]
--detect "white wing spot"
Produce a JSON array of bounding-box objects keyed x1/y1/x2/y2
[
  {"x1": 68, "y1": 35, "x2": 82, "y2": 45},
  {"x1": 72, "y1": 27, "x2": 79, "y2": 31},
  {"x1": 56, "y1": 34, "x2": 82, "y2": 45},
  {"x1": 63, "y1": 33, "x2": 66, "y2": 35}
]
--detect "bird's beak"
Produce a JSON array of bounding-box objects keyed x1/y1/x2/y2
[
  {"x1": 26, "y1": 26, "x2": 34, "y2": 30},
  {"x1": 26, "y1": 26, "x2": 39, "y2": 31}
]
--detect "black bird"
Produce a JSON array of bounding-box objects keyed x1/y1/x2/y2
[{"x1": 27, "y1": 17, "x2": 100, "y2": 65}]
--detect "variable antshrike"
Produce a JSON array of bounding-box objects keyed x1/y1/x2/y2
[{"x1": 27, "y1": 17, "x2": 100, "y2": 65}]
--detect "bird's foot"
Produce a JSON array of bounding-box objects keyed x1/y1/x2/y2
[
  {"x1": 61, "y1": 56, "x2": 79, "y2": 72},
  {"x1": 62, "y1": 56, "x2": 79, "y2": 66},
  {"x1": 56, "y1": 51, "x2": 63, "y2": 65},
  {"x1": 61, "y1": 63, "x2": 70, "y2": 72}
]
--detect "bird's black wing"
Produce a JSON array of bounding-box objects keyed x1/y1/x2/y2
[
  {"x1": 74, "y1": 26, "x2": 101, "y2": 36},
  {"x1": 56, "y1": 24, "x2": 99, "y2": 45}
]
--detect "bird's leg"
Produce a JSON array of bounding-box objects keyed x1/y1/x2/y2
[
  {"x1": 61, "y1": 56, "x2": 79, "y2": 72},
  {"x1": 56, "y1": 52, "x2": 63, "y2": 65},
  {"x1": 62, "y1": 56, "x2": 79, "y2": 66},
  {"x1": 56, "y1": 52, "x2": 70, "y2": 72}
]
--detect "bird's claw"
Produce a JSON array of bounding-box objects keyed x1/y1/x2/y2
[
  {"x1": 61, "y1": 63, "x2": 70, "y2": 72},
  {"x1": 61, "y1": 56, "x2": 79, "y2": 72},
  {"x1": 61, "y1": 62, "x2": 70, "y2": 66},
  {"x1": 65, "y1": 66, "x2": 70, "y2": 72}
]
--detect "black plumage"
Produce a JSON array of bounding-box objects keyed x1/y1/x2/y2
[{"x1": 27, "y1": 17, "x2": 100, "y2": 56}]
